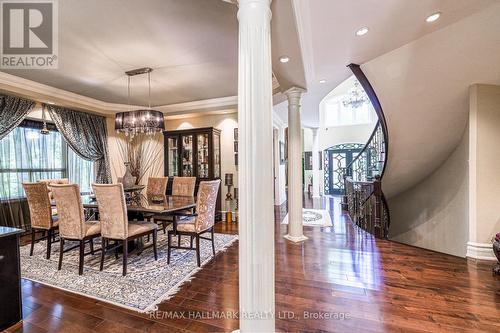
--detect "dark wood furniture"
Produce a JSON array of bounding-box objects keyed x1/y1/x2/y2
[
  {"x1": 0, "y1": 227, "x2": 23, "y2": 331},
  {"x1": 163, "y1": 127, "x2": 222, "y2": 216}
]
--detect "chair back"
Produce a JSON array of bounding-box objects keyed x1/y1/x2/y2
[
  {"x1": 195, "y1": 179, "x2": 220, "y2": 232},
  {"x1": 93, "y1": 183, "x2": 129, "y2": 239},
  {"x1": 23, "y1": 182, "x2": 53, "y2": 230},
  {"x1": 146, "y1": 177, "x2": 168, "y2": 198},
  {"x1": 51, "y1": 184, "x2": 86, "y2": 239},
  {"x1": 172, "y1": 177, "x2": 196, "y2": 197},
  {"x1": 39, "y1": 178, "x2": 69, "y2": 200}
]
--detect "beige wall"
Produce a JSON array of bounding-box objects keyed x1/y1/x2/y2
[
  {"x1": 389, "y1": 127, "x2": 469, "y2": 257},
  {"x1": 106, "y1": 117, "x2": 164, "y2": 185},
  {"x1": 165, "y1": 112, "x2": 238, "y2": 189},
  {"x1": 468, "y1": 84, "x2": 500, "y2": 259}
]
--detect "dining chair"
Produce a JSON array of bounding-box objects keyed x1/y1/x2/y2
[
  {"x1": 146, "y1": 177, "x2": 168, "y2": 198},
  {"x1": 51, "y1": 184, "x2": 101, "y2": 275},
  {"x1": 93, "y1": 183, "x2": 158, "y2": 276},
  {"x1": 172, "y1": 176, "x2": 197, "y2": 197},
  {"x1": 23, "y1": 182, "x2": 60, "y2": 259},
  {"x1": 167, "y1": 179, "x2": 220, "y2": 267},
  {"x1": 39, "y1": 178, "x2": 69, "y2": 216}
]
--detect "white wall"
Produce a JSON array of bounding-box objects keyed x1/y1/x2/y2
[
  {"x1": 273, "y1": 117, "x2": 287, "y2": 206},
  {"x1": 388, "y1": 128, "x2": 469, "y2": 257},
  {"x1": 164, "y1": 112, "x2": 238, "y2": 189}
]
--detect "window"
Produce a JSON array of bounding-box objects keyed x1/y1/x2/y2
[
  {"x1": 320, "y1": 75, "x2": 377, "y2": 128},
  {"x1": 0, "y1": 120, "x2": 94, "y2": 199}
]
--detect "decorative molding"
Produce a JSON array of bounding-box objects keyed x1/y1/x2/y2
[
  {"x1": 284, "y1": 234, "x2": 308, "y2": 243},
  {"x1": 466, "y1": 241, "x2": 496, "y2": 261},
  {"x1": 0, "y1": 71, "x2": 238, "y2": 117}
]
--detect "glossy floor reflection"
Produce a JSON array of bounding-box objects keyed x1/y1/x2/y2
[{"x1": 10, "y1": 195, "x2": 500, "y2": 332}]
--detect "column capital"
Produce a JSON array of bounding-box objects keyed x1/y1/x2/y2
[{"x1": 285, "y1": 86, "x2": 307, "y2": 99}]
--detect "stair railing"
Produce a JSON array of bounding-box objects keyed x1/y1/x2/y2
[{"x1": 342, "y1": 64, "x2": 390, "y2": 238}]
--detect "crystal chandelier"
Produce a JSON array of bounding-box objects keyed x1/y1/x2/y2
[
  {"x1": 115, "y1": 67, "x2": 165, "y2": 137},
  {"x1": 342, "y1": 80, "x2": 369, "y2": 109}
]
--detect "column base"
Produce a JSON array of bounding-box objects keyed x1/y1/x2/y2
[{"x1": 284, "y1": 234, "x2": 308, "y2": 243}]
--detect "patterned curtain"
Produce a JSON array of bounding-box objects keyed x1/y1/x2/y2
[
  {"x1": 0, "y1": 94, "x2": 36, "y2": 140},
  {"x1": 45, "y1": 104, "x2": 112, "y2": 183}
]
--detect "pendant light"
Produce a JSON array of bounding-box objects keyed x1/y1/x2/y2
[
  {"x1": 40, "y1": 104, "x2": 49, "y2": 135},
  {"x1": 114, "y1": 67, "x2": 165, "y2": 137}
]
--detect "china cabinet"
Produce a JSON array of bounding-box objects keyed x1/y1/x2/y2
[{"x1": 163, "y1": 127, "x2": 222, "y2": 216}]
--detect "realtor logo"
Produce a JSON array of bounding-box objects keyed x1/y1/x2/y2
[{"x1": 1, "y1": 0, "x2": 58, "y2": 69}]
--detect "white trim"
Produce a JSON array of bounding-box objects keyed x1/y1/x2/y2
[
  {"x1": 291, "y1": 0, "x2": 315, "y2": 86},
  {"x1": 466, "y1": 241, "x2": 496, "y2": 261}
]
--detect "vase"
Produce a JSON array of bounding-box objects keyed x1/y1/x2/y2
[{"x1": 122, "y1": 162, "x2": 136, "y2": 189}]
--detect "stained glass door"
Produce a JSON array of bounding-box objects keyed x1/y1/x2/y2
[{"x1": 324, "y1": 143, "x2": 364, "y2": 195}]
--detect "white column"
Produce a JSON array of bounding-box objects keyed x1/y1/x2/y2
[
  {"x1": 311, "y1": 127, "x2": 320, "y2": 198},
  {"x1": 237, "y1": 0, "x2": 275, "y2": 332},
  {"x1": 284, "y1": 87, "x2": 308, "y2": 243}
]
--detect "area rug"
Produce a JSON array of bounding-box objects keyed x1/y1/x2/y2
[
  {"x1": 20, "y1": 226, "x2": 237, "y2": 313},
  {"x1": 281, "y1": 209, "x2": 332, "y2": 227}
]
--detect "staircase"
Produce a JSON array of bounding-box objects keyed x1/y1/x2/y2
[{"x1": 342, "y1": 64, "x2": 390, "y2": 238}]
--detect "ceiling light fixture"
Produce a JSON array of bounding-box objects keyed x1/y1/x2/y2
[
  {"x1": 355, "y1": 27, "x2": 369, "y2": 36},
  {"x1": 319, "y1": 79, "x2": 326, "y2": 84},
  {"x1": 279, "y1": 56, "x2": 290, "y2": 63},
  {"x1": 115, "y1": 67, "x2": 165, "y2": 137},
  {"x1": 426, "y1": 12, "x2": 441, "y2": 23}
]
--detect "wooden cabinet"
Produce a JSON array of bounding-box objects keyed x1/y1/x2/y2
[{"x1": 164, "y1": 127, "x2": 222, "y2": 217}]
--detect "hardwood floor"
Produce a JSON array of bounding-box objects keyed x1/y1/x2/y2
[{"x1": 6, "y1": 196, "x2": 500, "y2": 333}]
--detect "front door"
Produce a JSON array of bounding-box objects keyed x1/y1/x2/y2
[{"x1": 324, "y1": 144, "x2": 363, "y2": 195}]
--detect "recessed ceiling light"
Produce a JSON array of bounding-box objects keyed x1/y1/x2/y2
[
  {"x1": 355, "y1": 27, "x2": 369, "y2": 36},
  {"x1": 46, "y1": 101, "x2": 55, "y2": 105},
  {"x1": 319, "y1": 79, "x2": 326, "y2": 84},
  {"x1": 279, "y1": 56, "x2": 290, "y2": 63},
  {"x1": 426, "y1": 12, "x2": 441, "y2": 23}
]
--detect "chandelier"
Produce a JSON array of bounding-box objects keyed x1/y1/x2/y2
[
  {"x1": 342, "y1": 80, "x2": 369, "y2": 109},
  {"x1": 115, "y1": 67, "x2": 165, "y2": 137}
]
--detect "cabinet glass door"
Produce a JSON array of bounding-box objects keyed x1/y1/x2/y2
[
  {"x1": 213, "y1": 133, "x2": 220, "y2": 178},
  {"x1": 167, "y1": 137, "x2": 178, "y2": 176},
  {"x1": 197, "y1": 133, "x2": 209, "y2": 178},
  {"x1": 181, "y1": 135, "x2": 193, "y2": 176}
]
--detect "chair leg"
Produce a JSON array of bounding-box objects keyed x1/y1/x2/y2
[
  {"x1": 190, "y1": 235, "x2": 194, "y2": 249},
  {"x1": 46, "y1": 228, "x2": 53, "y2": 259},
  {"x1": 177, "y1": 234, "x2": 181, "y2": 246},
  {"x1": 196, "y1": 235, "x2": 201, "y2": 267},
  {"x1": 114, "y1": 240, "x2": 119, "y2": 259},
  {"x1": 58, "y1": 238, "x2": 64, "y2": 270},
  {"x1": 152, "y1": 230, "x2": 158, "y2": 261},
  {"x1": 167, "y1": 231, "x2": 171, "y2": 264},
  {"x1": 30, "y1": 229, "x2": 36, "y2": 256},
  {"x1": 162, "y1": 221, "x2": 167, "y2": 234},
  {"x1": 78, "y1": 240, "x2": 85, "y2": 275},
  {"x1": 122, "y1": 240, "x2": 128, "y2": 276},
  {"x1": 211, "y1": 228, "x2": 216, "y2": 256},
  {"x1": 100, "y1": 238, "x2": 106, "y2": 271},
  {"x1": 89, "y1": 238, "x2": 94, "y2": 255}
]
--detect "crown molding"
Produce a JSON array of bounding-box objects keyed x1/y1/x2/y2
[{"x1": 0, "y1": 71, "x2": 238, "y2": 117}]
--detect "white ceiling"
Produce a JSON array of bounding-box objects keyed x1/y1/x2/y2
[
  {"x1": 279, "y1": 0, "x2": 497, "y2": 127},
  {"x1": 1, "y1": 0, "x2": 239, "y2": 107}
]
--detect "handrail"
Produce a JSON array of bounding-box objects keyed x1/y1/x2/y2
[
  {"x1": 341, "y1": 64, "x2": 391, "y2": 238},
  {"x1": 344, "y1": 120, "x2": 380, "y2": 176},
  {"x1": 348, "y1": 64, "x2": 389, "y2": 178}
]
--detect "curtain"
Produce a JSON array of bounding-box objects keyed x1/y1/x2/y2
[
  {"x1": 45, "y1": 104, "x2": 111, "y2": 183},
  {"x1": 0, "y1": 94, "x2": 36, "y2": 140},
  {"x1": 0, "y1": 122, "x2": 64, "y2": 230}
]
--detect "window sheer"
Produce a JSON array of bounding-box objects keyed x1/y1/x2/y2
[{"x1": 0, "y1": 120, "x2": 94, "y2": 199}]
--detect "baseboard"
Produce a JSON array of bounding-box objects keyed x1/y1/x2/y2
[{"x1": 466, "y1": 241, "x2": 496, "y2": 261}]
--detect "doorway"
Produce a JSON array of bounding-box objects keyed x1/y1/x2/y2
[{"x1": 324, "y1": 143, "x2": 364, "y2": 195}]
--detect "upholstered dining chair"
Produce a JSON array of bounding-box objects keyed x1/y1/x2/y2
[
  {"x1": 23, "y1": 182, "x2": 60, "y2": 259},
  {"x1": 93, "y1": 183, "x2": 158, "y2": 276},
  {"x1": 172, "y1": 176, "x2": 197, "y2": 197},
  {"x1": 39, "y1": 178, "x2": 69, "y2": 216},
  {"x1": 167, "y1": 179, "x2": 220, "y2": 267},
  {"x1": 51, "y1": 184, "x2": 101, "y2": 275},
  {"x1": 146, "y1": 177, "x2": 168, "y2": 198}
]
